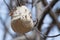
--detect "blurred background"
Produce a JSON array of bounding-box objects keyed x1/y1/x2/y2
[{"x1": 0, "y1": 0, "x2": 60, "y2": 40}]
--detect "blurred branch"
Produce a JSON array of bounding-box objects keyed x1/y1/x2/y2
[
  {"x1": 3, "y1": 0, "x2": 11, "y2": 11},
  {"x1": 49, "y1": 10, "x2": 60, "y2": 28},
  {"x1": 42, "y1": 0, "x2": 47, "y2": 6},
  {"x1": 42, "y1": 0, "x2": 60, "y2": 30},
  {"x1": 43, "y1": 22, "x2": 55, "y2": 40},
  {"x1": 37, "y1": 0, "x2": 58, "y2": 31},
  {"x1": 32, "y1": 0, "x2": 41, "y2": 7},
  {"x1": 42, "y1": 0, "x2": 59, "y2": 24},
  {"x1": 0, "y1": 17, "x2": 17, "y2": 40},
  {"x1": 43, "y1": 10, "x2": 60, "y2": 39},
  {"x1": 0, "y1": 17, "x2": 8, "y2": 40},
  {"x1": 40, "y1": 0, "x2": 60, "y2": 39},
  {"x1": 55, "y1": 8, "x2": 60, "y2": 16}
]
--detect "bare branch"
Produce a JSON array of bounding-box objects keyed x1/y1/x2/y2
[{"x1": 37, "y1": 0, "x2": 58, "y2": 31}]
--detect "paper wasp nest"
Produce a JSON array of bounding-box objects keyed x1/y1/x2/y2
[{"x1": 10, "y1": 6, "x2": 34, "y2": 34}]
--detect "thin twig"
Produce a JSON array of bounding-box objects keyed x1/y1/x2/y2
[{"x1": 3, "y1": 0, "x2": 11, "y2": 11}]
